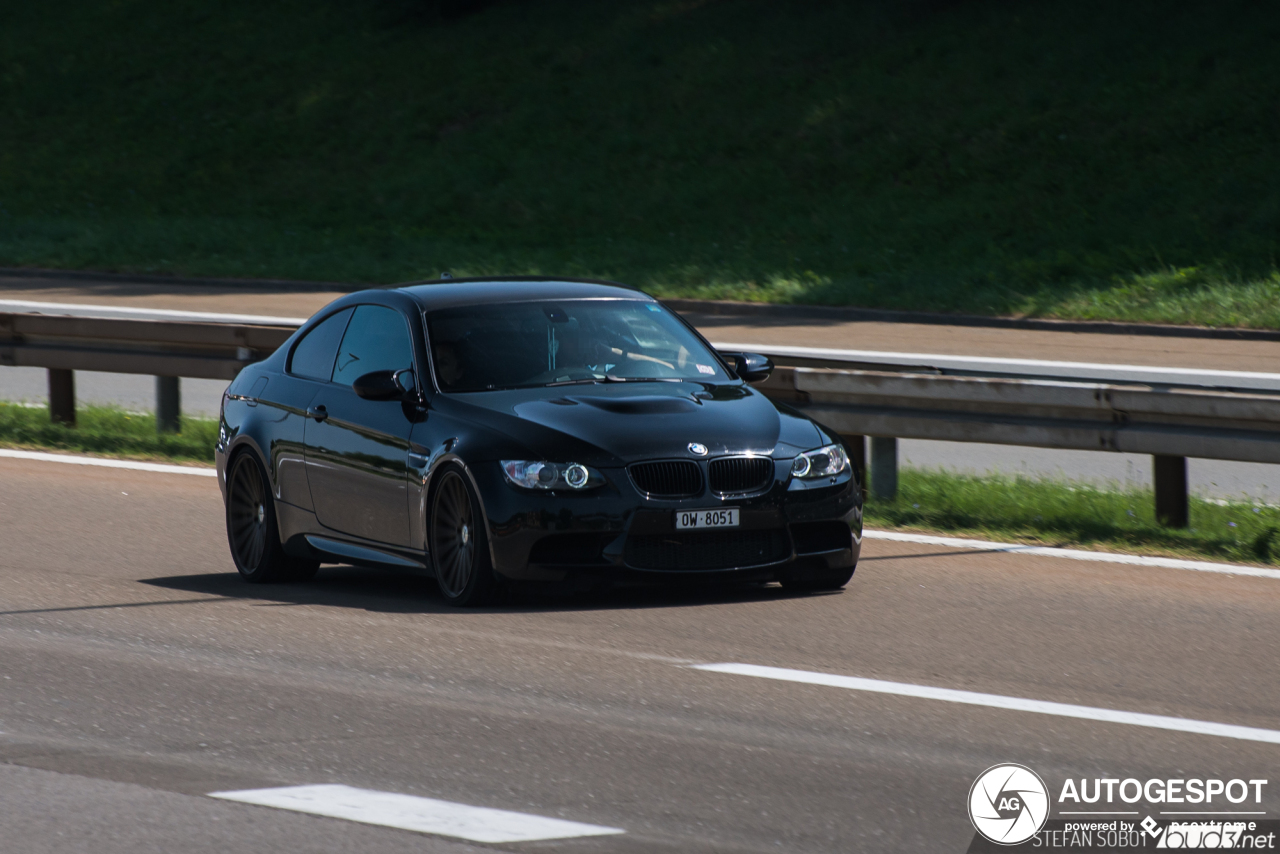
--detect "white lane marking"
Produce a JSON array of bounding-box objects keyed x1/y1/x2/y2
[
  {"x1": 0, "y1": 298, "x2": 307, "y2": 327},
  {"x1": 208, "y1": 784, "x2": 625, "y2": 843},
  {"x1": 863, "y1": 529, "x2": 1280, "y2": 580},
  {"x1": 711, "y1": 340, "x2": 1280, "y2": 389},
  {"x1": 0, "y1": 448, "x2": 216, "y2": 476},
  {"x1": 690, "y1": 663, "x2": 1280, "y2": 745}
]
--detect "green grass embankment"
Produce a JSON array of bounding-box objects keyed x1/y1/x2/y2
[
  {"x1": 1, "y1": 1, "x2": 1278, "y2": 325},
  {"x1": 0, "y1": 403, "x2": 217, "y2": 464},
  {"x1": 864, "y1": 469, "x2": 1280, "y2": 567}
]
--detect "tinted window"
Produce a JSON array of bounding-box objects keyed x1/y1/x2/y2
[
  {"x1": 426, "y1": 300, "x2": 728, "y2": 392},
  {"x1": 288, "y1": 308, "x2": 353, "y2": 380},
  {"x1": 331, "y1": 305, "x2": 414, "y2": 386}
]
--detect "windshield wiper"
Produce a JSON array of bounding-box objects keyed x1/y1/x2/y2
[
  {"x1": 605, "y1": 376, "x2": 682, "y2": 383},
  {"x1": 544, "y1": 377, "x2": 605, "y2": 387}
]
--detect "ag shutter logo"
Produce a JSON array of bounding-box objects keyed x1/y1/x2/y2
[{"x1": 969, "y1": 764, "x2": 1050, "y2": 845}]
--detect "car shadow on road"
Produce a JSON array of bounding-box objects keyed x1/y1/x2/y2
[{"x1": 141, "y1": 564, "x2": 843, "y2": 615}]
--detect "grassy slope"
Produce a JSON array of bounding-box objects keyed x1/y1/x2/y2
[
  {"x1": 865, "y1": 468, "x2": 1280, "y2": 567},
  {"x1": 0, "y1": 403, "x2": 217, "y2": 463},
  {"x1": 1, "y1": 1, "x2": 1278, "y2": 324}
]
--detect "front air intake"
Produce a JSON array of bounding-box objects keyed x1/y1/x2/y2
[
  {"x1": 624, "y1": 529, "x2": 791, "y2": 570},
  {"x1": 628, "y1": 460, "x2": 703, "y2": 498}
]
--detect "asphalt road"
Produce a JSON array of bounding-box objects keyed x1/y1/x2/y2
[{"x1": 1, "y1": 456, "x2": 1276, "y2": 852}]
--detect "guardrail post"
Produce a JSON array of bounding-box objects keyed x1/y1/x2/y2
[
  {"x1": 48, "y1": 369, "x2": 76, "y2": 426},
  {"x1": 156, "y1": 376, "x2": 180, "y2": 433},
  {"x1": 1154, "y1": 455, "x2": 1188, "y2": 528},
  {"x1": 840, "y1": 434, "x2": 868, "y2": 501},
  {"x1": 870, "y1": 436, "x2": 898, "y2": 501}
]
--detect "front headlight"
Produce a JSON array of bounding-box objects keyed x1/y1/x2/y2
[
  {"x1": 501, "y1": 460, "x2": 604, "y2": 491},
  {"x1": 790, "y1": 443, "x2": 850, "y2": 479}
]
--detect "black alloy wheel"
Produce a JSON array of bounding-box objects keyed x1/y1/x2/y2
[
  {"x1": 429, "y1": 465, "x2": 497, "y2": 606},
  {"x1": 225, "y1": 452, "x2": 318, "y2": 583}
]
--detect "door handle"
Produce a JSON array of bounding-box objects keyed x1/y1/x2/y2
[{"x1": 306, "y1": 405, "x2": 328, "y2": 422}]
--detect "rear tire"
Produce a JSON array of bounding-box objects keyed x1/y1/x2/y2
[
  {"x1": 429, "y1": 465, "x2": 498, "y2": 607},
  {"x1": 225, "y1": 451, "x2": 318, "y2": 583}
]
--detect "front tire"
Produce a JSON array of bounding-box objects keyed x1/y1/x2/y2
[
  {"x1": 225, "y1": 451, "x2": 318, "y2": 583},
  {"x1": 429, "y1": 465, "x2": 498, "y2": 607}
]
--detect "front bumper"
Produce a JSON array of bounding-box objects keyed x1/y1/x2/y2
[{"x1": 475, "y1": 463, "x2": 862, "y2": 583}]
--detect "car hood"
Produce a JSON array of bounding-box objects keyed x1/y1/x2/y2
[{"x1": 440, "y1": 381, "x2": 825, "y2": 465}]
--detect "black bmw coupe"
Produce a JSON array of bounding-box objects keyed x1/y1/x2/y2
[{"x1": 215, "y1": 277, "x2": 862, "y2": 605}]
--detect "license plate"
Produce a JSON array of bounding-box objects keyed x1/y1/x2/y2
[{"x1": 675, "y1": 508, "x2": 740, "y2": 530}]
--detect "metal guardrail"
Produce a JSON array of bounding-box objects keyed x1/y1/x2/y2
[
  {"x1": 752, "y1": 367, "x2": 1280, "y2": 527},
  {"x1": 757, "y1": 366, "x2": 1280, "y2": 465},
  {"x1": 752, "y1": 364, "x2": 1280, "y2": 526},
  {"x1": 0, "y1": 312, "x2": 292, "y2": 430},
  {"x1": 4, "y1": 310, "x2": 1279, "y2": 525},
  {"x1": 0, "y1": 312, "x2": 292, "y2": 380},
  {"x1": 712, "y1": 341, "x2": 1280, "y2": 393}
]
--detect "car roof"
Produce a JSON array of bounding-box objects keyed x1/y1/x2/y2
[{"x1": 395, "y1": 276, "x2": 654, "y2": 311}]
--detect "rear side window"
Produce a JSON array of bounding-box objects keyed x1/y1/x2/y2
[
  {"x1": 331, "y1": 305, "x2": 414, "y2": 386},
  {"x1": 288, "y1": 308, "x2": 353, "y2": 380}
]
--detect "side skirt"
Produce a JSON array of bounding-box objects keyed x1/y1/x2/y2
[
  {"x1": 303, "y1": 535, "x2": 428, "y2": 571},
  {"x1": 276, "y1": 499, "x2": 430, "y2": 573}
]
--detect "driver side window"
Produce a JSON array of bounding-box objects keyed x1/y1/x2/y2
[{"x1": 331, "y1": 305, "x2": 414, "y2": 386}]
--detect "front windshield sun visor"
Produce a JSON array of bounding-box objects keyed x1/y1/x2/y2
[{"x1": 426, "y1": 300, "x2": 732, "y2": 392}]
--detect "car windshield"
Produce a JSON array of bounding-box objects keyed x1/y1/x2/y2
[{"x1": 425, "y1": 299, "x2": 730, "y2": 392}]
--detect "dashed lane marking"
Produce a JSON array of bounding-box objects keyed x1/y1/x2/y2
[
  {"x1": 208, "y1": 784, "x2": 625, "y2": 843},
  {"x1": 690, "y1": 663, "x2": 1280, "y2": 745}
]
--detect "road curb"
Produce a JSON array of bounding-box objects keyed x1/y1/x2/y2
[
  {"x1": 863, "y1": 529, "x2": 1280, "y2": 579},
  {"x1": 0, "y1": 448, "x2": 217, "y2": 476}
]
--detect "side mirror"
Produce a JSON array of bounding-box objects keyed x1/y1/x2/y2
[
  {"x1": 353, "y1": 369, "x2": 416, "y2": 400},
  {"x1": 719, "y1": 351, "x2": 773, "y2": 383}
]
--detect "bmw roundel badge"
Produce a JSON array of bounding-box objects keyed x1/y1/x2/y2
[{"x1": 688, "y1": 442, "x2": 708, "y2": 456}]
